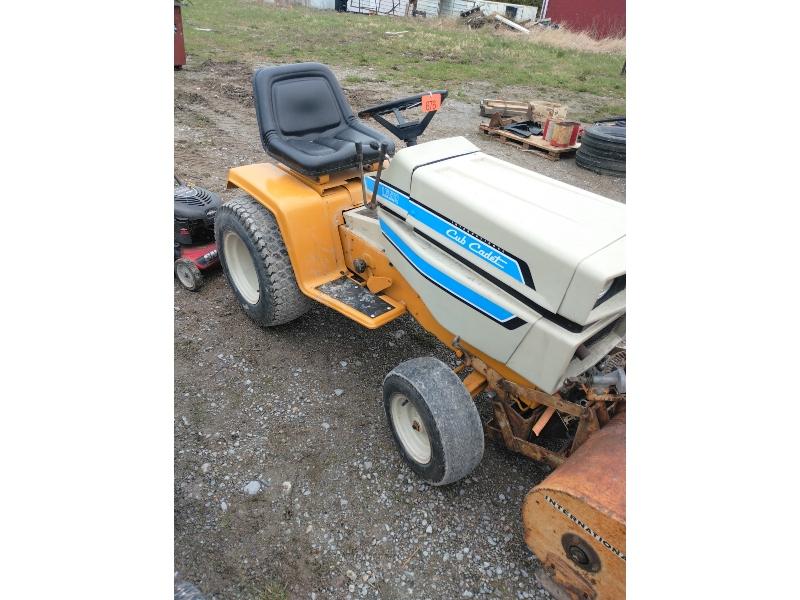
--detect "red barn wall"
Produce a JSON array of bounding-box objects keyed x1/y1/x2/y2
[{"x1": 545, "y1": 0, "x2": 626, "y2": 38}]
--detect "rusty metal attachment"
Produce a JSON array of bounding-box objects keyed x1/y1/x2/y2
[
  {"x1": 453, "y1": 342, "x2": 624, "y2": 470},
  {"x1": 561, "y1": 532, "x2": 601, "y2": 573},
  {"x1": 523, "y1": 412, "x2": 626, "y2": 600},
  {"x1": 451, "y1": 338, "x2": 626, "y2": 599}
]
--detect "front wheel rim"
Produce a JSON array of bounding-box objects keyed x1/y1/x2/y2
[
  {"x1": 222, "y1": 230, "x2": 260, "y2": 304},
  {"x1": 176, "y1": 263, "x2": 195, "y2": 288},
  {"x1": 390, "y1": 392, "x2": 432, "y2": 464}
]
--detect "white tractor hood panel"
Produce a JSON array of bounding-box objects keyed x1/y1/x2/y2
[{"x1": 379, "y1": 137, "x2": 625, "y2": 316}]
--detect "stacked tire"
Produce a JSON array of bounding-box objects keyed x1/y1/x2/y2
[{"x1": 576, "y1": 120, "x2": 626, "y2": 177}]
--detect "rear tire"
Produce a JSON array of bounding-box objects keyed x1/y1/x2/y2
[
  {"x1": 215, "y1": 194, "x2": 312, "y2": 327},
  {"x1": 383, "y1": 357, "x2": 484, "y2": 486}
]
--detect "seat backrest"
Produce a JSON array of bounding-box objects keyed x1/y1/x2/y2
[{"x1": 253, "y1": 63, "x2": 354, "y2": 142}]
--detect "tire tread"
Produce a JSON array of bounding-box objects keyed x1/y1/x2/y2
[
  {"x1": 216, "y1": 194, "x2": 312, "y2": 326},
  {"x1": 384, "y1": 357, "x2": 484, "y2": 486}
]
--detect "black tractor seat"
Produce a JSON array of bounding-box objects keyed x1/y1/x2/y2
[{"x1": 253, "y1": 63, "x2": 395, "y2": 178}]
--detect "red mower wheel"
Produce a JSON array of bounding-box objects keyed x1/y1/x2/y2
[{"x1": 175, "y1": 258, "x2": 204, "y2": 291}]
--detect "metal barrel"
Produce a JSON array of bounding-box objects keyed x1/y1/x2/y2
[{"x1": 522, "y1": 412, "x2": 625, "y2": 599}]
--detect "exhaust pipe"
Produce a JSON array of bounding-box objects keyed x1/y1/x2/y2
[{"x1": 590, "y1": 368, "x2": 626, "y2": 393}]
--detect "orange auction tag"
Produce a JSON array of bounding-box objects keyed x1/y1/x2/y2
[{"x1": 421, "y1": 93, "x2": 442, "y2": 113}]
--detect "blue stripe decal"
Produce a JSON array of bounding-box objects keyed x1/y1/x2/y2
[
  {"x1": 379, "y1": 219, "x2": 516, "y2": 323},
  {"x1": 365, "y1": 176, "x2": 525, "y2": 284}
]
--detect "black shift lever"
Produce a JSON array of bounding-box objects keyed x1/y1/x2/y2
[
  {"x1": 354, "y1": 142, "x2": 368, "y2": 206},
  {"x1": 367, "y1": 141, "x2": 389, "y2": 210}
]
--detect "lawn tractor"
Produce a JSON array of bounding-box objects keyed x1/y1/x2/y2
[{"x1": 214, "y1": 63, "x2": 626, "y2": 599}]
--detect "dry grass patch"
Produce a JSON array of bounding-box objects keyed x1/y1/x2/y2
[
  {"x1": 522, "y1": 27, "x2": 625, "y2": 54},
  {"x1": 430, "y1": 17, "x2": 625, "y2": 55}
]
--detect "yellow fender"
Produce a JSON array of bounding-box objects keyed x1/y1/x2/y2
[
  {"x1": 227, "y1": 162, "x2": 356, "y2": 287},
  {"x1": 227, "y1": 162, "x2": 406, "y2": 328}
]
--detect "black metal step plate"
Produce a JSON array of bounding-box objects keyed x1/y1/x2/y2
[{"x1": 316, "y1": 276, "x2": 395, "y2": 319}]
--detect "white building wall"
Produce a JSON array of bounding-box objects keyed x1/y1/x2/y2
[
  {"x1": 346, "y1": 0, "x2": 411, "y2": 15},
  {"x1": 439, "y1": 0, "x2": 474, "y2": 15},
  {"x1": 416, "y1": 0, "x2": 441, "y2": 16},
  {"x1": 320, "y1": 0, "x2": 536, "y2": 19},
  {"x1": 440, "y1": 0, "x2": 537, "y2": 20},
  {"x1": 267, "y1": 0, "x2": 337, "y2": 9}
]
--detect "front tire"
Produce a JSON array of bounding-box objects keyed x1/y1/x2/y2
[
  {"x1": 175, "y1": 258, "x2": 203, "y2": 291},
  {"x1": 383, "y1": 357, "x2": 484, "y2": 486},
  {"x1": 215, "y1": 194, "x2": 312, "y2": 327}
]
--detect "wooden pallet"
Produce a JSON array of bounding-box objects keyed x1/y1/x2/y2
[{"x1": 479, "y1": 123, "x2": 579, "y2": 161}]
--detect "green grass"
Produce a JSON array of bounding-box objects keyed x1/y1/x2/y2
[
  {"x1": 594, "y1": 101, "x2": 626, "y2": 117},
  {"x1": 256, "y1": 582, "x2": 288, "y2": 600},
  {"x1": 182, "y1": 0, "x2": 625, "y2": 101}
]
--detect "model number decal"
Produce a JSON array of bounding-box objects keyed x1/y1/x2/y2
[
  {"x1": 370, "y1": 179, "x2": 407, "y2": 208},
  {"x1": 544, "y1": 494, "x2": 626, "y2": 561}
]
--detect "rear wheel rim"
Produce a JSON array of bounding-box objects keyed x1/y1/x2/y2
[
  {"x1": 390, "y1": 392, "x2": 431, "y2": 464},
  {"x1": 223, "y1": 230, "x2": 260, "y2": 304},
  {"x1": 176, "y1": 263, "x2": 195, "y2": 288}
]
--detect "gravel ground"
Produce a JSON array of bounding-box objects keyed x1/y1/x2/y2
[{"x1": 175, "y1": 57, "x2": 625, "y2": 600}]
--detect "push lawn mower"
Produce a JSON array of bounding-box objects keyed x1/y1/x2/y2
[
  {"x1": 174, "y1": 176, "x2": 221, "y2": 291},
  {"x1": 214, "y1": 63, "x2": 626, "y2": 599}
]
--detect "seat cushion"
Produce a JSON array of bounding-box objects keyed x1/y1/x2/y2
[
  {"x1": 253, "y1": 63, "x2": 396, "y2": 178},
  {"x1": 287, "y1": 139, "x2": 339, "y2": 156},
  {"x1": 273, "y1": 77, "x2": 343, "y2": 136},
  {"x1": 274, "y1": 123, "x2": 394, "y2": 177}
]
